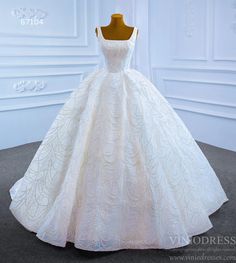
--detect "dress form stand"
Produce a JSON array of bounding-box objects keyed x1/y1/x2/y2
[{"x1": 95, "y1": 13, "x2": 138, "y2": 40}]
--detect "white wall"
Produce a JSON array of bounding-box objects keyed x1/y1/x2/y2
[
  {"x1": 0, "y1": 0, "x2": 235, "y2": 152},
  {"x1": 0, "y1": 0, "x2": 115, "y2": 150},
  {"x1": 150, "y1": 0, "x2": 236, "y2": 152}
]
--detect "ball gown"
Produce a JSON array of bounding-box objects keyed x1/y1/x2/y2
[{"x1": 9, "y1": 26, "x2": 229, "y2": 251}]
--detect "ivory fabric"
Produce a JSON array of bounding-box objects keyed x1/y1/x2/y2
[{"x1": 9, "y1": 27, "x2": 228, "y2": 251}]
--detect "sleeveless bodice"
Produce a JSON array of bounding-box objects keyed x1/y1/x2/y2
[{"x1": 97, "y1": 27, "x2": 137, "y2": 73}]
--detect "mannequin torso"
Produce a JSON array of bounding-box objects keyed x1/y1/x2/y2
[{"x1": 95, "y1": 13, "x2": 138, "y2": 40}]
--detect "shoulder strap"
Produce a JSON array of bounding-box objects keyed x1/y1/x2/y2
[
  {"x1": 130, "y1": 27, "x2": 138, "y2": 42},
  {"x1": 96, "y1": 27, "x2": 103, "y2": 40}
]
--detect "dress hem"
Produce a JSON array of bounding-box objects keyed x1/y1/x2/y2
[{"x1": 9, "y1": 192, "x2": 229, "y2": 251}]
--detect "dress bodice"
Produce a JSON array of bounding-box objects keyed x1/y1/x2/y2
[{"x1": 97, "y1": 27, "x2": 138, "y2": 73}]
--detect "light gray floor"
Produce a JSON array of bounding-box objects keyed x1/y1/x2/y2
[{"x1": 0, "y1": 141, "x2": 235, "y2": 263}]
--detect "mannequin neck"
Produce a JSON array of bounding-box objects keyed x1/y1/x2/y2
[{"x1": 109, "y1": 14, "x2": 126, "y2": 27}]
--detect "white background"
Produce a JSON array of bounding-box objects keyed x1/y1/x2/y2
[{"x1": 0, "y1": 0, "x2": 235, "y2": 151}]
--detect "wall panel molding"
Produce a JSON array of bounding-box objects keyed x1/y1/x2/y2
[
  {"x1": 0, "y1": 88, "x2": 74, "y2": 100},
  {"x1": 0, "y1": 68, "x2": 94, "y2": 78},
  {"x1": 162, "y1": 77, "x2": 236, "y2": 120},
  {"x1": 163, "y1": 77, "x2": 236, "y2": 88},
  {"x1": 171, "y1": 0, "x2": 208, "y2": 61},
  {"x1": 213, "y1": 0, "x2": 236, "y2": 61},
  {"x1": 0, "y1": 99, "x2": 67, "y2": 112},
  {"x1": 165, "y1": 94, "x2": 236, "y2": 109},
  {"x1": 0, "y1": 0, "x2": 100, "y2": 57},
  {"x1": 0, "y1": 0, "x2": 87, "y2": 45},
  {"x1": 152, "y1": 66, "x2": 236, "y2": 74},
  {"x1": 0, "y1": 0, "x2": 103, "y2": 150},
  {"x1": 171, "y1": 104, "x2": 236, "y2": 120}
]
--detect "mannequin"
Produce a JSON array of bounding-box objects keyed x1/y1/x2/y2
[{"x1": 95, "y1": 13, "x2": 138, "y2": 40}]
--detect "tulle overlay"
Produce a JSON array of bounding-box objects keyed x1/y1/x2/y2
[{"x1": 9, "y1": 26, "x2": 228, "y2": 251}]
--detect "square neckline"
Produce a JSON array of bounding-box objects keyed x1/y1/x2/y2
[{"x1": 98, "y1": 26, "x2": 137, "y2": 42}]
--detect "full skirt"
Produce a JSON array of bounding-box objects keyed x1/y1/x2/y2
[{"x1": 9, "y1": 68, "x2": 229, "y2": 251}]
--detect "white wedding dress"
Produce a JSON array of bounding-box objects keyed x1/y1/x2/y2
[{"x1": 9, "y1": 27, "x2": 228, "y2": 251}]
